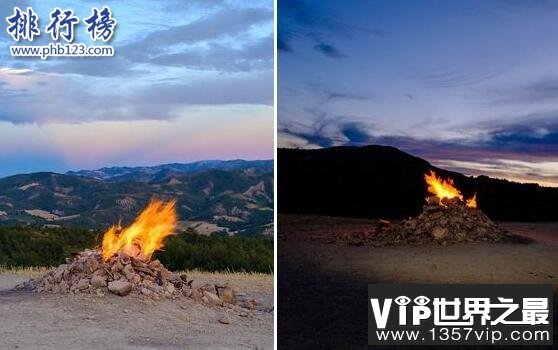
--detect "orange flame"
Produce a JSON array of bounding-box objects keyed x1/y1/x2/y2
[
  {"x1": 424, "y1": 170, "x2": 463, "y2": 202},
  {"x1": 101, "y1": 199, "x2": 177, "y2": 262},
  {"x1": 466, "y1": 193, "x2": 477, "y2": 208}
]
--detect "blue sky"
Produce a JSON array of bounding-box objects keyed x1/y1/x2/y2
[
  {"x1": 278, "y1": 0, "x2": 558, "y2": 187},
  {"x1": 0, "y1": 0, "x2": 273, "y2": 177}
]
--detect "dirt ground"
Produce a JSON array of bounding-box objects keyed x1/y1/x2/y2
[
  {"x1": 0, "y1": 272, "x2": 274, "y2": 350},
  {"x1": 278, "y1": 214, "x2": 558, "y2": 349}
]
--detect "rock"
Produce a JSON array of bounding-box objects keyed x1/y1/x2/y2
[
  {"x1": 126, "y1": 273, "x2": 141, "y2": 285},
  {"x1": 76, "y1": 278, "x2": 90, "y2": 290},
  {"x1": 53, "y1": 265, "x2": 67, "y2": 283},
  {"x1": 182, "y1": 288, "x2": 193, "y2": 298},
  {"x1": 108, "y1": 280, "x2": 133, "y2": 296},
  {"x1": 168, "y1": 274, "x2": 183, "y2": 289},
  {"x1": 144, "y1": 281, "x2": 163, "y2": 293},
  {"x1": 91, "y1": 274, "x2": 107, "y2": 288},
  {"x1": 431, "y1": 227, "x2": 447, "y2": 240},
  {"x1": 426, "y1": 196, "x2": 440, "y2": 206},
  {"x1": 111, "y1": 260, "x2": 123, "y2": 273},
  {"x1": 203, "y1": 291, "x2": 223, "y2": 306},
  {"x1": 31, "y1": 248, "x2": 247, "y2": 306},
  {"x1": 216, "y1": 285, "x2": 236, "y2": 304},
  {"x1": 218, "y1": 317, "x2": 230, "y2": 324},
  {"x1": 123, "y1": 264, "x2": 135, "y2": 276}
]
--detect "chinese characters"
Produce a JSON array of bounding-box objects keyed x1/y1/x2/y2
[{"x1": 6, "y1": 6, "x2": 116, "y2": 43}]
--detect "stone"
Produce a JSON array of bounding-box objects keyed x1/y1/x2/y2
[
  {"x1": 431, "y1": 227, "x2": 447, "y2": 240},
  {"x1": 182, "y1": 288, "x2": 193, "y2": 298},
  {"x1": 123, "y1": 264, "x2": 135, "y2": 276},
  {"x1": 126, "y1": 273, "x2": 141, "y2": 285},
  {"x1": 216, "y1": 285, "x2": 236, "y2": 305},
  {"x1": 108, "y1": 280, "x2": 133, "y2": 296},
  {"x1": 426, "y1": 196, "x2": 440, "y2": 206},
  {"x1": 91, "y1": 274, "x2": 107, "y2": 288},
  {"x1": 30, "y1": 248, "x2": 248, "y2": 307},
  {"x1": 53, "y1": 265, "x2": 67, "y2": 283},
  {"x1": 76, "y1": 278, "x2": 90, "y2": 290},
  {"x1": 218, "y1": 317, "x2": 230, "y2": 324},
  {"x1": 168, "y1": 274, "x2": 183, "y2": 289},
  {"x1": 202, "y1": 291, "x2": 223, "y2": 306},
  {"x1": 166, "y1": 284, "x2": 175, "y2": 294},
  {"x1": 111, "y1": 260, "x2": 123, "y2": 273}
]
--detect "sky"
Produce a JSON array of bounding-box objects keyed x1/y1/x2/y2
[
  {"x1": 278, "y1": 0, "x2": 558, "y2": 187},
  {"x1": 0, "y1": 0, "x2": 273, "y2": 177}
]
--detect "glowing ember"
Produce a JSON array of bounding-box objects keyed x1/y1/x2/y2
[
  {"x1": 101, "y1": 199, "x2": 177, "y2": 262},
  {"x1": 466, "y1": 193, "x2": 477, "y2": 208},
  {"x1": 424, "y1": 170, "x2": 463, "y2": 202}
]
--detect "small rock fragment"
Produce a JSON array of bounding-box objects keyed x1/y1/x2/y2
[{"x1": 108, "y1": 280, "x2": 133, "y2": 296}]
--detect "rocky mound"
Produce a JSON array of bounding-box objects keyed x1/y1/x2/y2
[
  {"x1": 340, "y1": 197, "x2": 531, "y2": 246},
  {"x1": 16, "y1": 250, "x2": 237, "y2": 307}
]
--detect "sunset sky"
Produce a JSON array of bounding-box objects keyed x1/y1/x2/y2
[
  {"x1": 278, "y1": 0, "x2": 558, "y2": 187},
  {"x1": 0, "y1": 0, "x2": 273, "y2": 177}
]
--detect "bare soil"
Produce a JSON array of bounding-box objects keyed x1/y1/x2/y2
[
  {"x1": 0, "y1": 272, "x2": 273, "y2": 349},
  {"x1": 278, "y1": 214, "x2": 558, "y2": 349}
]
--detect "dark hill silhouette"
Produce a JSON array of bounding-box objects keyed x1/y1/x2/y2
[{"x1": 278, "y1": 145, "x2": 558, "y2": 222}]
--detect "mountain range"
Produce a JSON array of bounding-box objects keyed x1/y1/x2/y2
[
  {"x1": 0, "y1": 160, "x2": 273, "y2": 235},
  {"x1": 278, "y1": 146, "x2": 558, "y2": 222},
  {"x1": 66, "y1": 159, "x2": 273, "y2": 181}
]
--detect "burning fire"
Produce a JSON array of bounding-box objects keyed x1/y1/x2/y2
[
  {"x1": 424, "y1": 170, "x2": 477, "y2": 208},
  {"x1": 466, "y1": 193, "x2": 477, "y2": 209},
  {"x1": 101, "y1": 199, "x2": 177, "y2": 262}
]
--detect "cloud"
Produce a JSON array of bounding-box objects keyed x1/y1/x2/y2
[
  {"x1": 0, "y1": 66, "x2": 273, "y2": 124},
  {"x1": 149, "y1": 34, "x2": 273, "y2": 72},
  {"x1": 132, "y1": 70, "x2": 273, "y2": 106},
  {"x1": 489, "y1": 76, "x2": 558, "y2": 104},
  {"x1": 121, "y1": 6, "x2": 272, "y2": 68},
  {"x1": 418, "y1": 70, "x2": 500, "y2": 88},
  {"x1": 279, "y1": 113, "x2": 558, "y2": 186},
  {"x1": 278, "y1": 0, "x2": 381, "y2": 57},
  {"x1": 313, "y1": 43, "x2": 345, "y2": 59},
  {"x1": 319, "y1": 89, "x2": 368, "y2": 102},
  {"x1": 14, "y1": 2, "x2": 273, "y2": 77},
  {"x1": 0, "y1": 1, "x2": 274, "y2": 124}
]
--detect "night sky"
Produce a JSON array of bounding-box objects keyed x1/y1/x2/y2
[
  {"x1": 0, "y1": 0, "x2": 273, "y2": 177},
  {"x1": 278, "y1": 0, "x2": 558, "y2": 187}
]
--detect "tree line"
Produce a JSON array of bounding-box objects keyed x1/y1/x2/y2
[{"x1": 0, "y1": 226, "x2": 273, "y2": 273}]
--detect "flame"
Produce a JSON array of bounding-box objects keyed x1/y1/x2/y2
[
  {"x1": 466, "y1": 193, "x2": 477, "y2": 208},
  {"x1": 424, "y1": 170, "x2": 463, "y2": 202},
  {"x1": 101, "y1": 199, "x2": 177, "y2": 262}
]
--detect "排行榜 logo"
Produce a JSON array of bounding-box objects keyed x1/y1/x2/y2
[{"x1": 5, "y1": 6, "x2": 116, "y2": 59}]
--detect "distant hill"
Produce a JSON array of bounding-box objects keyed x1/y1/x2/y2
[
  {"x1": 0, "y1": 161, "x2": 273, "y2": 235},
  {"x1": 66, "y1": 159, "x2": 273, "y2": 181},
  {"x1": 278, "y1": 146, "x2": 558, "y2": 222}
]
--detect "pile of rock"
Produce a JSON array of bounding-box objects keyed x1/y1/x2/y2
[
  {"x1": 397, "y1": 197, "x2": 510, "y2": 245},
  {"x1": 16, "y1": 249, "x2": 237, "y2": 307},
  {"x1": 340, "y1": 197, "x2": 529, "y2": 246}
]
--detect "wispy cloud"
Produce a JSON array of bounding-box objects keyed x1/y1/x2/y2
[
  {"x1": 0, "y1": 0, "x2": 273, "y2": 175},
  {"x1": 278, "y1": 0, "x2": 381, "y2": 57}
]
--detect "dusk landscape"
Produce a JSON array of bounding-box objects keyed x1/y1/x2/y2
[
  {"x1": 0, "y1": 1, "x2": 274, "y2": 349},
  {"x1": 278, "y1": 1, "x2": 558, "y2": 348},
  {"x1": 279, "y1": 0, "x2": 558, "y2": 187}
]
